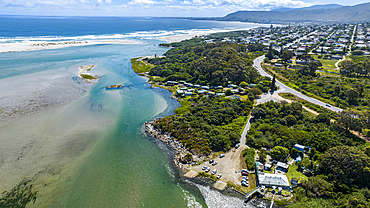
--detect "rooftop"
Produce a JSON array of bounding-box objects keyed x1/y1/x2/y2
[{"x1": 258, "y1": 172, "x2": 290, "y2": 187}]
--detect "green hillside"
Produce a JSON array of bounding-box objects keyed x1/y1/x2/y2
[{"x1": 222, "y1": 2, "x2": 370, "y2": 22}]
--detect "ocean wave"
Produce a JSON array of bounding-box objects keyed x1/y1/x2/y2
[
  {"x1": 177, "y1": 183, "x2": 203, "y2": 208},
  {"x1": 0, "y1": 25, "x2": 266, "y2": 44}
]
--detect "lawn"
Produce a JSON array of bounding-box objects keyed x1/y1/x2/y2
[
  {"x1": 286, "y1": 164, "x2": 307, "y2": 183},
  {"x1": 312, "y1": 55, "x2": 339, "y2": 71}
]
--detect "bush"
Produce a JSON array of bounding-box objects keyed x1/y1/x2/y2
[
  {"x1": 243, "y1": 148, "x2": 256, "y2": 170},
  {"x1": 271, "y1": 146, "x2": 289, "y2": 161}
]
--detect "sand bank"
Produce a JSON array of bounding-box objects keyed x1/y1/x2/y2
[
  {"x1": 160, "y1": 34, "x2": 207, "y2": 43},
  {"x1": 0, "y1": 39, "x2": 139, "y2": 53}
]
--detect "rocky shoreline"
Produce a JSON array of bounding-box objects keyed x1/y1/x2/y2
[{"x1": 144, "y1": 120, "x2": 193, "y2": 172}]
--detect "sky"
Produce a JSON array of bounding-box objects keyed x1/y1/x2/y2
[{"x1": 0, "y1": 0, "x2": 369, "y2": 17}]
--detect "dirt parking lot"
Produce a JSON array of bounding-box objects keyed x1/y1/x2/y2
[{"x1": 191, "y1": 146, "x2": 249, "y2": 186}]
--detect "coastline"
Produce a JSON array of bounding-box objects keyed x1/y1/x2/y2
[{"x1": 0, "y1": 39, "x2": 139, "y2": 53}]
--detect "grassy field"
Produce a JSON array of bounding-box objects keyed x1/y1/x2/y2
[
  {"x1": 130, "y1": 57, "x2": 154, "y2": 73},
  {"x1": 312, "y1": 55, "x2": 339, "y2": 71},
  {"x1": 286, "y1": 164, "x2": 306, "y2": 183}
]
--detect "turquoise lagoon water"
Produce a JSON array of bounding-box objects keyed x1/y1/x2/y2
[{"x1": 0, "y1": 17, "x2": 268, "y2": 207}]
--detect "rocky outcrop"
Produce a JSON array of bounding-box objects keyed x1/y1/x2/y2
[{"x1": 144, "y1": 120, "x2": 192, "y2": 172}]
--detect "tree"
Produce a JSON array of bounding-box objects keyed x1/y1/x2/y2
[
  {"x1": 285, "y1": 114, "x2": 297, "y2": 126},
  {"x1": 316, "y1": 146, "x2": 370, "y2": 189},
  {"x1": 345, "y1": 88, "x2": 359, "y2": 105},
  {"x1": 225, "y1": 89, "x2": 232, "y2": 96},
  {"x1": 239, "y1": 81, "x2": 248, "y2": 88},
  {"x1": 250, "y1": 87, "x2": 262, "y2": 96},
  {"x1": 291, "y1": 147, "x2": 303, "y2": 159},
  {"x1": 280, "y1": 50, "x2": 293, "y2": 63},
  {"x1": 271, "y1": 146, "x2": 289, "y2": 161},
  {"x1": 251, "y1": 107, "x2": 266, "y2": 119},
  {"x1": 339, "y1": 60, "x2": 355, "y2": 75},
  {"x1": 267, "y1": 43, "x2": 274, "y2": 60},
  {"x1": 270, "y1": 74, "x2": 276, "y2": 91},
  {"x1": 301, "y1": 177, "x2": 334, "y2": 198}
]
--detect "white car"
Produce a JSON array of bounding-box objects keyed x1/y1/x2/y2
[
  {"x1": 242, "y1": 176, "x2": 248, "y2": 180},
  {"x1": 220, "y1": 154, "x2": 225, "y2": 158},
  {"x1": 205, "y1": 167, "x2": 211, "y2": 172},
  {"x1": 217, "y1": 174, "x2": 222, "y2": 179},
  {"x1": 212, "y1": 161, "x2": 217, "y2": 166},
  {"x1": 241, "y1": 182, "x2": 249, "y2": 187},
  {"x1": 211, "y1": 169, "x2": 217, "y2": 175},
  {"x1": 202, "y1": 166, "x2": 207, "y2": 170}
]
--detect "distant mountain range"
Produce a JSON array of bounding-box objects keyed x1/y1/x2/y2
[
  {"x1": 222, "y1": 2, "x2": 370, "y2": 23},
  {"x1": 271, "y1": 4, "x2": 343, "y2": 12}
]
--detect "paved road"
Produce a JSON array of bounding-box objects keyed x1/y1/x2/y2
[
  {"x1": 252, "y1": 56, "x2": 343, "y2": 113},
  {"x1": 239, "y1": 55, "x2": 343, "y2": 146},
  {"x1": 349, "y1": 24, "x2": 357, "y2": 55},
  {"x1": 240, "y1": 115, "x2": 252, "y2": 147}
]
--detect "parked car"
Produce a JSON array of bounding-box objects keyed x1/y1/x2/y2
[
  {"x1": 241, "y1": 169, "x2": 249, "y2": 176},
  {"x1": 326, "y1": 104, "x2": 331, "y2": 107},
  {"x1": 235, "y1": 144, "x2": 240, "y2": 149},
  {"x1": 241, "y1": 182, "x2": 249, "y2": 187},
  {"x1": 212, "y1": 161, "x2": 218, "y2": 166},
  {"x1": 217, "y1": 174, "x2": 222, "y2": 179},
  {"x1": 242, "y1": 176, "x2": 248, "y2": 180},
  {"x1": 241, "y1": 179, "x2": 249, "y2": 183},
  {"x1": 209, "y1": 159, "x2": 214, "y2": 164},
  {"x1": 220, "y1": 154, "x2": 225, "y2": 158},
  {"x1": 211, "y1": 169, "x2": 217, "y2": 175},
  {"x1": 202, "y1": 166, "x2": 207, "y2": 170},
  {"x1": 205, "y1": 167, "x2": 211, "y2": 172}
]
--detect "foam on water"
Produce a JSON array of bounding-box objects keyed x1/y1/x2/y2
[
  {"x1": 178, "y1": 184, "x2": 204, "y2": 208},
  {"x1": 0, "y1": 24, "x2": 267, "y2": 44},
  {"x1": 191, "y1": 182, "x2": 245, "y2": 208}
]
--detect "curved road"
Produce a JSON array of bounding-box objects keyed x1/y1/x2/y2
[
  {"x1": 240, "y1": 56, "x2": 342, "y2": 145},
  {"x1": 253, "y1": 55, "x2": 343, "y2": 113}
]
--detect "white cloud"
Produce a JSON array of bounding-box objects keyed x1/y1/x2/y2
[
  {"x1": 2, "y1": 0, "x2": 77, "y2": 6},
  {"x1": 0, "y1": 0, "x2": 315, "y2": 17},
  {"x1": 128, "y1": 0, "x2": 158, "y2": 5}
]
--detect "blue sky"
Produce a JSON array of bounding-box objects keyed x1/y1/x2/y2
[{"x1": 0, "y1": 0, "x2": 368, "y2": 17}]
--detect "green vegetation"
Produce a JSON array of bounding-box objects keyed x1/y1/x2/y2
[
  {"x1": 154, "y1": 96, "x2": 253, "y2": 154},
  {"x1": 246, "y1": 101, "x2": 370, "y2": 207},
  {"x1": 285, "y1": 164, "x2": 306, "y2": 183},
  {"x1": 198, "y1": 172, "x2": 218, "y2": 181},
  {"x1": 265, "y1": 56, "x2": 370, "y2": 110},
  {"x1": 130, "y1": 57, "x2": 154, "y2": 73},
  {"x1": 279, "y1": 93, "x2": 337, "y2": 118},
  {"x1": 339, "y1": 57, "x2": 370, "y2": 77},
  {"x1": 270, "y1": 146, "x2": 289, "y2": 161},
  {"x1": 148, "y1": 41, "x2": 261, "y2": 86},
  {"x1": 242, "y1": 148, "x2": 255, "y2": 170},
  {"x1": 80, "y1": 74, "x2": 98, "y2": 80},
  {"x1": 287, "y1": 146, "x2": 370, "y2": 207},
  {"x1": 246, "y1": 101, "x2": 365, "y2": 153}
]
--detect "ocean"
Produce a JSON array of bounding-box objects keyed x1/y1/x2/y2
[{"x1": 0, "y1": 16, "x2": 268, "y2": 207}]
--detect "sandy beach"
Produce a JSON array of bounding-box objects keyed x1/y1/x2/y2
[
  {"x1": 0, "y1": 39, "x2": 139, "y2": 53},
  {"x1": 160, "y1": 33, "x2": 209, "y2": 43}
]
